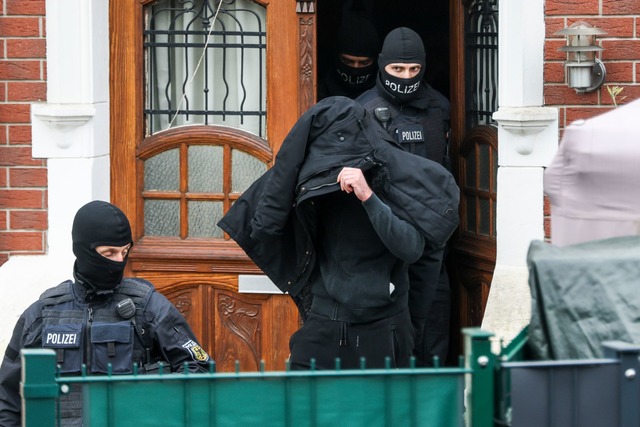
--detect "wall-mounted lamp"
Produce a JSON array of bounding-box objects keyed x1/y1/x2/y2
[{"x1": 555, "y1": 21, "x2": 607, "y2": 93}]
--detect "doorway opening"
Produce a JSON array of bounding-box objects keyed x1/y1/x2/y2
[
  {"x1": 316, "y1": 0, "x2": 450, "y2": 99},
  {"x1": 315, "y1": 0, "x2": 458, "y2": 365}
]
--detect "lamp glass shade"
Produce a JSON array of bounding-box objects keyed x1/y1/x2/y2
[{"x1": 567, "y1": 65, "x2": 592, "y2": 89}]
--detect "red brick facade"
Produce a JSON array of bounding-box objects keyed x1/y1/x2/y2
[
  {"x1": 0, "y1": 0, "x2": 47, "y2": 266},
  {"x1": 543, "y1": 0, "x2": 640, "y2": 240}
]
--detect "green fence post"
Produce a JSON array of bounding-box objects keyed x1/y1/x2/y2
[
  {"x1": 21, "y1": 349, "x2": 59, "y2": 427},
  {"x1": 463, "y1": 327, "x2": 495, "y2": 427}
]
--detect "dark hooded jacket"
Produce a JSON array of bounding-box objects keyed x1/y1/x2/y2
[{"x1": 217, "y1": 96, "x2": 459, "y2": 313}]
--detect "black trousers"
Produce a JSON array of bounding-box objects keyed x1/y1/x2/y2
[
  {"x1": 410, "y1": 244, "x2": 451, "y2": 367},
  {"x1": 422, "y1": 267, "x2": 451, "y2": 366},
  {"x1": 288, "y1": 308, "x2": 414, "y2": 370}
]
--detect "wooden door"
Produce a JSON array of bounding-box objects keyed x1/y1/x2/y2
[
  {"x1": 447, "y1": 0, "x2": 499, "y2": 361},
  {"x1": 110, "y1": 0, "x2": 316, "y2": 372}
]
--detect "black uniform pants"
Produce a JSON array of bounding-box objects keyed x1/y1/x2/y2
[
  {"x1": 422, "y1": 265, "x2": 451, "y2": 366},
  {"x1": 288, "y1": 308, "x2": 414, "y2": 370},
  {"x1": 409, "y1": 244, "x2": 451, "y2": 367}
]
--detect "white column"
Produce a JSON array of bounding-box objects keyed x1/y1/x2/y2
[
  {"x1": 481, "y1": 0, "x2": 559, "y2": 345},
  {"x1": 0, "y1": 0, "x2": 110, "y2": 350},
  {"x1": 32, "y1": 0, "x2": 111, "y2": 256}
]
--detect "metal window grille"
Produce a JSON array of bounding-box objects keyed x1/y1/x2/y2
[
  {"x1": 465, "y1": 0, "x2": 499, "y2": 128},
  {"x1": 144, "y1": 0, "x2": 266, "y2": 137}
]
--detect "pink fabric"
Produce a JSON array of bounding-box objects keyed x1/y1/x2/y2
[{"x1": 544, "y1": 99, "x2": 640, "y2": 246}]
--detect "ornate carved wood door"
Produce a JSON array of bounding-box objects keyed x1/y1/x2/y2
[
  {"x1": 448, "y1": 0, "x2": 499, "y2": 361},
  {"x1": 110, "y1": 0, "x2": 315, "y2": 372}
]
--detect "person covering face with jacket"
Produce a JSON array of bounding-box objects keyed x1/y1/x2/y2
[
  {"x1": 218, "y1": 96, "x2": 459, "y2": 370},
  {"x1": 357, "y1": 27, "x2": 453, "y2": 368},
  {"x1": 0, "y1": 201, "x2": 210, "y2": 426}
]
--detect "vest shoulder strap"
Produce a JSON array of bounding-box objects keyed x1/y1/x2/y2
[
  {"x1": 115, "y1": 278, "x2": 156, "y2": 310},
  {"x1": 359, "y1": 92, "x2": 398, "y2": 114},
  {"x1": 39, "y1": 278, "x2": 156, "y2": 311},
  {"x1": 39, "y1": 280, "x2": 75, "y2": 307},
  {"x1": 115, "y1": 279, "x2": 157, "y2": 353}
]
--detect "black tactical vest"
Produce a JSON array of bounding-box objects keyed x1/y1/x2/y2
[
  {"x1": 38, "y1": 278, "x2": 155, "y2": 426},
  {"x1": 358, "y1": 89, "x2": 450, "y2": 169}
]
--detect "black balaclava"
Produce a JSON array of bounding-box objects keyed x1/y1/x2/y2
[
  {"x1": 377, "y1": 27, "x2": 426, "y2": 103},
  {"x1": 72, "y1": 200, "x2": 132, "y2": 291},
  {"x1": 331, "y1": 15, "x2": 380, "y2": 94}
]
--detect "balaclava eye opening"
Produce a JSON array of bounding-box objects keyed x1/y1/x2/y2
[
  {"x1": 377, "y1": 27, "x2": 426, "y2": 103},
  {"x1": 72, "y1": 200, "x2": 132, "y2": 291},
  {"x1": 332, "y1": 14, "x2": 380, "y2": 93}
]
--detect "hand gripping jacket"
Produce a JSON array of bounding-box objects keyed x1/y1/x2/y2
[{"x1": 217, "y1": 96, "x2": 460, "y2": 317}]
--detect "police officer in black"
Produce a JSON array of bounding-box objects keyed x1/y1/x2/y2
[
  {"x1": 0, "y1": 200, "x2": 210, "y2": 426},
  {"x1": 317, "y1": 14, "x2": 380, "y2": 100},
  {"x1": 357, "y1": 27, "x2": 452, "y2": 367}
]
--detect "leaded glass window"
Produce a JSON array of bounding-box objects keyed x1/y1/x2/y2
[{"x1": 141, "y1": 0, "x2": 269, "y2": 239}]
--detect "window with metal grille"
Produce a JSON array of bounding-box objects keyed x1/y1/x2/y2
[
  {"x1": 465, "y1": 0, "x2": 498, "y2": 128},
  {"x1": 144, "y1": 0, "x2": 266, "y2": 137},
  {"x1": 141, "y1": 0, "x2": 269, "y2": 239}
]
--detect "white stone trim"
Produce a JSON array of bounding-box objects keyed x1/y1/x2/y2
[
  {"x1": 493, "y1": 106, "x2": 558, "y2": 166},
  {"x1": 0, "y1": 0, "x2": 111, "y2": 350}
]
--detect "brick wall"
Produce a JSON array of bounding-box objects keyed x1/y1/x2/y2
[
  {"x1": 543, "y1": 0, "x2": 640, "y2": 240},
  {"x1": 0, "y1": 0, "x2": 47, "y2": 266}
]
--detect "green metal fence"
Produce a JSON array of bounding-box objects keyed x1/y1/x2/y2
[
  {"x1": 22, "y1": 329, "x2": 494, "y2": 427},
  {"x1": 24, "y1": 327, "x2": 635, "y2": 427}
]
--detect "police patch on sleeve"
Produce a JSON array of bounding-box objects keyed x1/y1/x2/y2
[{"x1": 182, "y1": 339, "x2": 209, "y2": 362}]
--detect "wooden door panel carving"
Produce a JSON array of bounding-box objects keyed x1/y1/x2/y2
[
  {"x1": 163, "y1": 286, "x2": 200, "y2": 328},
  {"x1": 216, "y1": 290, "x2": 263, "y2": 371},
  {"x1": 214, "y1": 291, "x2": 299, "y2": 371},
  {"x1": 144, "y1": 274, "x2": 299, "y2": 371},
  {"x1": 449, "y1": 256, "x2": 493, "y2": 329}
]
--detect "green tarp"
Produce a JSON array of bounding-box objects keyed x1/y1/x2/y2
[{"x1": 527, "y1": 236, "x2": 640, "y2": 359}]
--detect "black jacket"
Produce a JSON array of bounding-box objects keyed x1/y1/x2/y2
[{"x1": 217, "y1": 96, "x2": 459, "y2": 307}]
